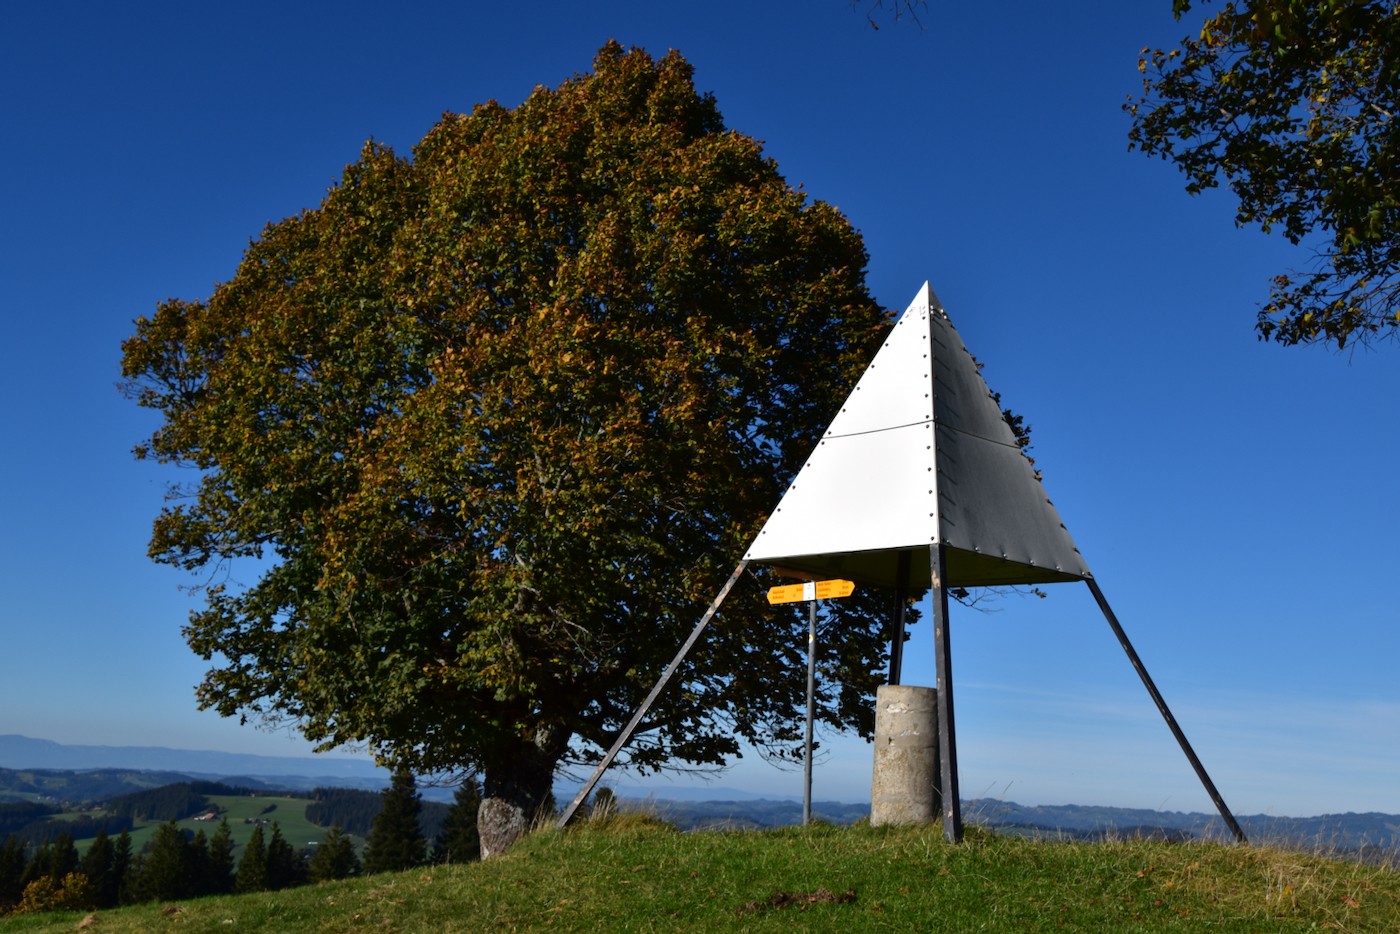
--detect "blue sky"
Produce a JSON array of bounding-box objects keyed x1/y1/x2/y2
[{"x1": 2, "y1": 2, "x2": 1396, "y2": 818}]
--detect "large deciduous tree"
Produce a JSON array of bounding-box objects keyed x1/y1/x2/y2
[
  {"x1": 1129, "y1": 0, "x2": 1400, "y2": 348},
  {"x1": 122, "y1": 42, "x2": 894, "y2": 857}
]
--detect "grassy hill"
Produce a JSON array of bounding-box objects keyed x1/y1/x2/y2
[
  {"x1": 120, "y1": 794, "x2": 338, "y2": 855},
  {"x1": 3, "y1": 779, "x2": 457, "y2": 863},
  {"x1": 3, "y1": 817, "x2": 1399, "y2": 932}
]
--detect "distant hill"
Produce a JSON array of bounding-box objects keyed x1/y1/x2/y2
[
  {"x1": 0, "y1": 766, "x2": 230, "y2": 804},
  {"x1": 964, "y1": 799, "x2": 1400, "y2": 857},
  {"x1": 0, "y1": 734, "x2": 388, "y2": 789}
]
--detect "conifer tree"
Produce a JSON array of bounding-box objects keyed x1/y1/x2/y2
[
  {"x1": 0, "y1": 835, "x2": 26, "y2": 909},
  {"x1": 187, "y1": 829, "x2": 212, "y2": 896},
  {"x1": 205, "y1": 818, "x2": 236, "y2": 895},
  {"x1": 364, "y1": 770, "x2": 426, "y2": 874},
  {"x1": 47, "y1": 834, "x2": 79, "y2": 882},
  {"x1": 132, "y1": 821, "x2": 191, "y2": 902},
  {"x1": 19, "y1": 840, "x2": 49, "y2": 889},
  {"x1": 111, "y1": 831, "x2": 134, "y2": 906},
  {"x1": 309, "y1": 825, "x2": 361, "y2": 882},
  {"x1": 80, "y1": 830, "x2": 116, "y2": 908},
  {"x1": 264, "y1": 823, "x2": 306, "y2": 890},
  {"x1": 433, "y1": 779, "x2": 481, "y2": 864},
  {"x1": 234, "y1": 825, "x2": 268, "y2": 894}
]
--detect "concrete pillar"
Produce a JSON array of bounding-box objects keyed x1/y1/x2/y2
[{"x1": 870, "y1": 684, "x2": 940, "y2": 826}]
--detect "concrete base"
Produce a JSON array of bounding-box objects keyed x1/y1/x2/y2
[{"x1": 870, "y1": 684, "x2": 940, "y2": 826}]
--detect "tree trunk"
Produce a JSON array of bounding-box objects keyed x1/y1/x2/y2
[{"x1": 477, "y1": 724, "x2": 568, "y2": 859}]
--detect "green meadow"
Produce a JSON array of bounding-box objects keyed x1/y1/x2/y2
[
  {"x1": 94, "y1": 795, "x2": 340, "y2": 856},
  {"x1": 4, "y1": 817, "x2": 1399, "y2": 932}
]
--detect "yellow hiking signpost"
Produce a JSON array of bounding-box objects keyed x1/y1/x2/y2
[
  {"x1": 763, "y1": 578, "x2": 857, "y2": 824},
  {"x1": 766, "y1": 579, "x2": 855, "y2": 604}
]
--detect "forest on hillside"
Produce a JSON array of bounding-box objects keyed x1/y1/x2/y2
[{"x1": 0, "y1": 776, "x2": 479, "y2": 916}]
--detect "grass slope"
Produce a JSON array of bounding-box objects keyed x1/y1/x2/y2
[{"x1": 4, "y1": 818, "x2": 1399, "y2": 932}]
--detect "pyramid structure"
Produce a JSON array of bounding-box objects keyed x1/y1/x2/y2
[
  {"x1": 744, "y1": 283, "x2": 1091, "y2": 589},
  {"x1": 560, "y1": 281, "x2": 1245, "y2": 846}
]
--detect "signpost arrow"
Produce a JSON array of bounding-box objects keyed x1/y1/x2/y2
[{"x1": 767, "y1": 579, "x2": 855, "y2": 604}]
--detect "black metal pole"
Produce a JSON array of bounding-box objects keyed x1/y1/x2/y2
[
  {"x1": 1086, "y1": 578, "x2": 1247, "y2": 844},
  {"x1": 930, "y1": 543, "x2": 962, "y2": 842},
  {"x1": 803, "y1": 597, "x2": 816, "y2": 825},
  {"x1": 556, "y1": 560, "x2": 749, "y2": 829},
  {"x1": 889, "y1": 550, "x2": 911, "y2": 685}
]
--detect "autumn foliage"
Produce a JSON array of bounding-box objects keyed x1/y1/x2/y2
[{"x1": 122, "y1": 43, "x2": 896, "y2": 851}]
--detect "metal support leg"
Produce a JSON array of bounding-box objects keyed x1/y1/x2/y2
[
  {"x1": 930, "y1": 543, "x2": 962, "y2": 842},
  {"x1": 1087, "y1": 578, "x2": 1247, "y2": 844},
  {"x1": 556, "y1": 560, "x2": 749, "y2": 829}
]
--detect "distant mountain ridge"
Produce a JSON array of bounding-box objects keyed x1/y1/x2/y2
[
  {"x1": 0, "y1": 734, "x2": 387, "y2": 786},
  {"x1": 965, "y1": 798, "x2": 1400, "y2": 855}
]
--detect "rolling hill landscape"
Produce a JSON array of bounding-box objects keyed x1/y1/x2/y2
[
  {"x1": 0, "y1": 736, "x2": 387, "y2": 792},
  {"x1": 3, "y1": 735, "x2": 1397, "y2": 860},
  {"x1": 3, "y1": 736, "x2": 1399, "y2": 931}
]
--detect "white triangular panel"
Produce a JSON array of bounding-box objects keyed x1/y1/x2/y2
[
  {"x1": 745, "y1": 287, "x2": 939, "y2": 563},
  {"x1": 744, "y1": 283, "x2": 1090, "y2": 589}
]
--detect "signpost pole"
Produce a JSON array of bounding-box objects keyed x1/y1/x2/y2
[
  {"x1": 890, "y1": 550, "x2": 911, "y2": 685},
  {"x1": 803, "y1": 597, "x2": 817, "y2": 825},
  {"x1": 767, "y1": 578, "x2": 854, "y2": 826}
]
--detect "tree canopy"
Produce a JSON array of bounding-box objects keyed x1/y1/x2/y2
[
  {"x1": 1128, "y1": 0, "x2": 1400, "y2": 348},
  {"x1": 853, "y1": 0, "x2": 928, "y2": 29},
  {"x1": 122, "y1": 43, "x2": 897, "y2": 853}
]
